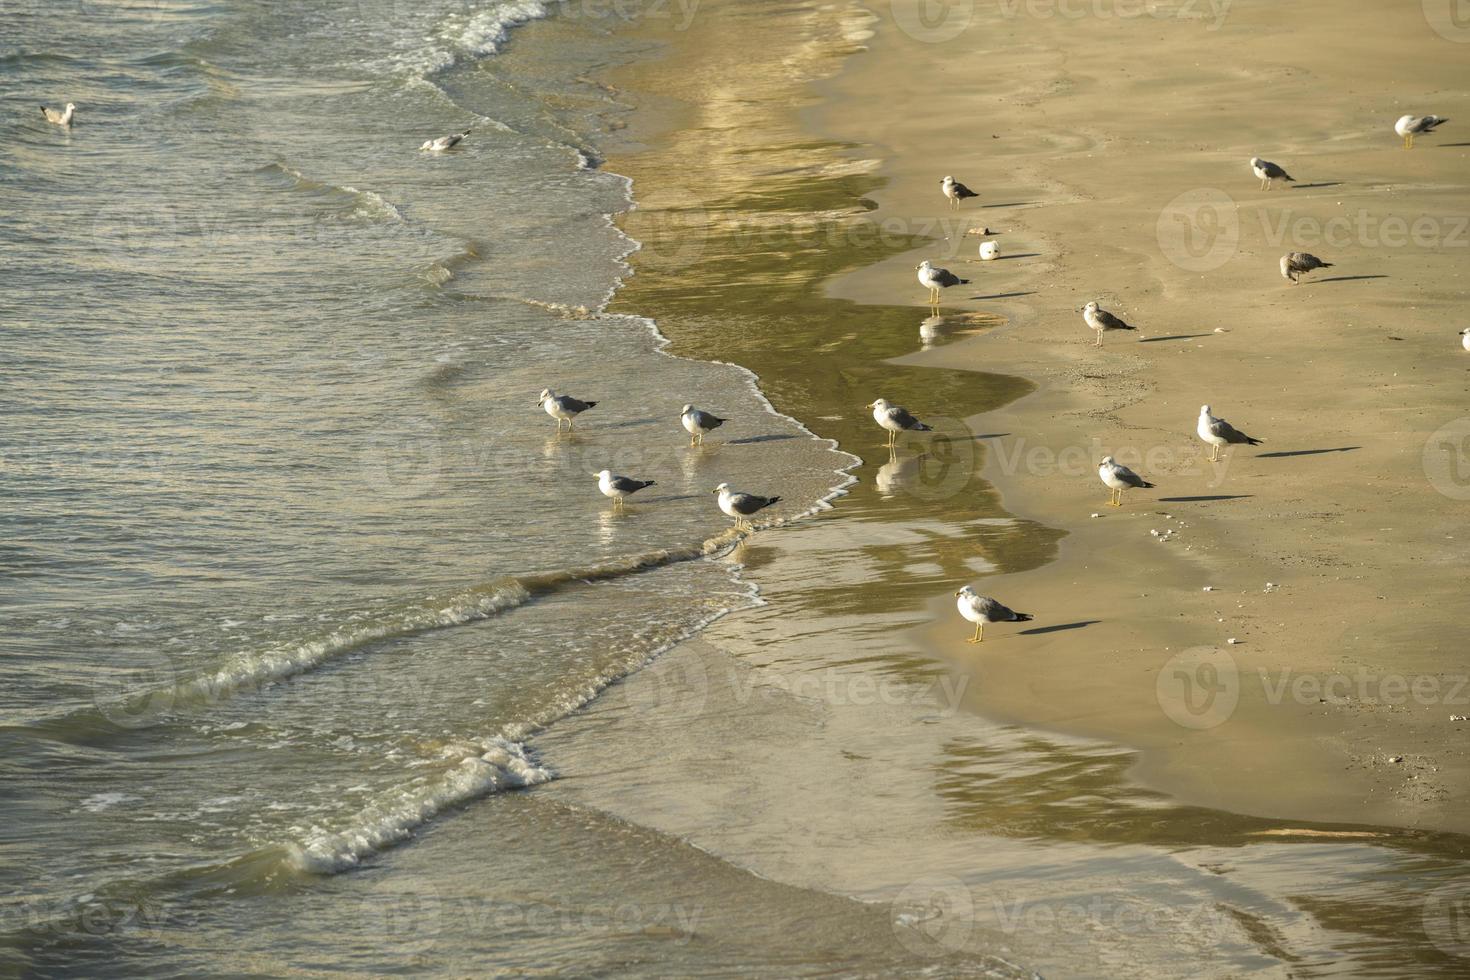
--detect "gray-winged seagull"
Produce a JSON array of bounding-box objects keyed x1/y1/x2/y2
[
  {"x1": 1098, "y1": 455, "x2": 1156, "y2": 507},
  {"x1": 1198, "y1": 404, "x2": 1263, "y2": 461},
  {"x1": 954, "y1": 585, "x2": 1033, "y2": 643}
]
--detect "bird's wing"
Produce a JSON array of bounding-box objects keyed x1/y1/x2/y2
[
  {"x1": 1097, "y1": 309, "x2": 1133, "y2": 330},
  {"x1": 560, "y1": 396, "x2": 591, "y2": 412},
  {"x1": 953, "y1": 181, "x2": 978, "y2": 197},
  {"x1": 694, "y1": 410, "x2": 725, "y2": 428},
  {"x1": 609, "y1": 477, "x2": 651, "y2": 493},
  {"x1": 935, "y1": 269, "x2": 961, "y2": 287},
  {"x1": 1116, "y1": 465, "x2": 1147, "y2": 488},
  {"x1": 730, "y1": 493, "x2": 771, "y2": 514},
  {"x1": 979, "y1": 596, "x2": 1018, "y2": 621},
  {"x1": 1209, "y1": 418, "x2": 1249, "y2": 443},
  {"x1": 887, "y1": 406, "x2": 923, "y2": 430}
]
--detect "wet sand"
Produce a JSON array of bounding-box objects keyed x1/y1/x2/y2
[{"x1": 527, "y1": 0, "x2": 1470, "y2": 974}]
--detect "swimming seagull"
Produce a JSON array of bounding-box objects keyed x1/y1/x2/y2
[
  {"x1": 867, "y1": 398, "x2": 932, "y2": 448},
  {"x1": 954, "y1": 585, "x2": 1033, "y2": 644},
  {"x1": 1280, "y1": 251, "x2": 1332, "y2": 284},
  {"x1": 421, "y1": 129, "x2": 471, "y2": 152},
  {"x1": 594, "y1": 469, "x2": 655, "y2": 509},
  {"x1": 1098, "y1": 455, "x2": 1155, "y2": 507},
  {"x1": 1082, "y1": 301, "x2": 1136, "y2": 347},
  {"x1": 917, "y1": 260, "x2": 969, "y2": 307},
  {"x1": 713, "y1": 482, "x2": 780, "y2": 530},
  {"x1": 41, "y1": 103, "x2": 76, "y2": 127},
  {"x1": 1198, "y1": 404, "x2": 1263, "y2": 461},
  {"x1": 941, "y1": 175, "x2": 979, "y2": 209},
  {"x1": 680, "y1": 404, "x2": 726, "y2": 446},
  {"x1": 1395, "y1": 114, "x2": 1447, "y2": 149},
  {"x1": 537, "y1": 388, "x2": 597, "y2": 430},
  {"x1": 1250, "y1": 156, "x2": 1294, "y2": 190},
  {"x1": 1461, "y1": 328, "x2": 1470, "y2": 353}
]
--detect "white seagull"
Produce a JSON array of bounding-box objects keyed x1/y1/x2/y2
[
  {"x1": 712, "y1": 482, "x2": 781, "y2": 530},
  {"x1": 1395, "y1": 114, "x2": 1447, "y2": 149},
  {"x1": 941, "y1": 175, "x2": 979, "y2": 210},
  {"x1": 1082, "y1": 301, "x2": 1136, "y2": 347},
  {"x1": 1097, "y1": 455, "x2": 1155, "y2": 508},
  {"x1": 867, "y1": 398, "x2": 932, "y2": 448},
  {"x1": 41, "y1": 103, "x2": 76, "y2": 127},
  {"x1": 1460, "y1": 328, "x2": 1470, "y2": 353},
  {"x1": 680, "y1": 404, "x2": 726, "y2": 446},
  {"x1": 421, "y1": 129, "x2": 471, "y2": 152},
  {"x1": 1249, "y1": 156, "x2": 1294, "y2": 190},
  {"x1": 1198, "y1": 404, "x2": 1263, "y2": 461},
  {"x1": 537, "y1": 388, "x2": 597, "y2": 430},
  {"x1": 917, "y1": 260, "x2": 969, "y2": 307},
  {"x1": 593, "y1": 470, "x2": 655, "y2": 510},
  {"x1": 954, "y1": 585, "x2": 1033, "y2": 644}
]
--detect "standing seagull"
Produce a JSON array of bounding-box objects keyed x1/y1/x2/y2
[
  {"x1": 1081, "y1": 301, "x2": 1136, "y2": 347},
  {"x1": 941, "y1": 175, "x2": 979, "y2": 210},
  {"x1": 917, "y1": 260, "x2": 969, "y2": 307},
  {"x1": 1460, "y1": 328, "x2": 1470, "y2": 353},
  {"x1": 537, "y1": 388, "x2": 597, "y2": 431},
  {"x1": 1098, "y1": 455, "x2": 1155, "y2": 507},
  {"x1": 421, "y1": 128, "x2": 471, "y2": 152},
  {"x1": 593, "y1": 470, "x2": 655, "y2": 510},
  {"x1": 954, "y1": 585, "x2": 1033, "y2": 644},
  {"x1": 867, "y1": 398, "x2": 932, "y2": 448},
  {"x1": 1395, "y1": 114, "x2": 1447, "y2": 149},
  {"x1": 680, "y1": 404, "x2": 726, "y2": 446},
  {"x1": 41, "y1": 103, "x2": 76, "y2": 127},
  {"x1": 1197, "y1": 404, "x2": 1263, "y2": 461},
  {"x1": 712, "y1": 482, "x2": 780, "y2": 530},
  {"x1": 1250, "y1": 156, "x2": 1294, "y2": 190},
  {"x1": 1280, "y1": 251, "x2": 1333, "y2": 284}
]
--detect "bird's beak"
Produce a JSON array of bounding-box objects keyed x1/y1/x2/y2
[
  {"x1": 953, "y1": 590, "x2": 962, "y2": 597},
  {"x1": 864, "y1": 402, "x2": 875, "y2": 409}
]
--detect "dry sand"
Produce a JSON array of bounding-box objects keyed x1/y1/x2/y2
[{"x1": 823, "y1": 0, "x2": 1470, "y2": 831}]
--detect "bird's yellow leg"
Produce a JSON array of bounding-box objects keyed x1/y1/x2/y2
[{"x1": 967, "y1": 621, "x2": 982, "y2": 644}]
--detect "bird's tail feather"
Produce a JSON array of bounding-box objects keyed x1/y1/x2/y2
[
  {"x1": 915, "y1": 423, "x2": 934, "y2": 432},
  {"x1": 958, "y1": 278, "x2": 971, "y2": 285},
  {"x1": 767, "y1": 496, "x2": 782, "y2": 506},
  {"x1": 583, "y1": 401, "x2": 598, "y2": 409},
  {"x1": 1320, "y1": 262, "x2": 1334, "y2": 268},
  {"x1": 1140, "y1": 480, "x2": 1157, "y2": 489},
  {"x1": 1246, "y1": 436, "x2": 1263, "y2": 445},
  {"x1": 1015, "y1": 613, "x2": 1034, "y2": 622}
]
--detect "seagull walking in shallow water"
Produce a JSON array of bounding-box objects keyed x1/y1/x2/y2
[
  {"x1": 1250, "y1": 156, "x2": 1294, "y2": 190},
  {"x1": 680, "y1": 404, "x2": 726, "y2": 446},
  {"x1": 421, "y1": 128, "x2": 470, "y2": 152},
  {"x1": 867, "y1": 398, "x2": 932, "y2": 448},
  {"x1": 537, "y1": 388, "x2": 597, "y2": 430},
  {"x1": 917, "y1": 260, "x2": 968, "y2": 307},
  {"x1": 954, "y1": 585, "x2": 1033, "y2": 644},
  {"x1": 41, "y1": 103, "x2": 76, "y2": 127},
  {"x1": 1098, "y1": 456, "x2": 1155, "y2": 507},
  {"x1": 713, "y1": 483, "x2": 780, "y2": 530},
  {"x1": 1395, "y1": 114, "x2": 1447, "y2": 149},
  {"x1": 594, "y1": 470, "x2": 655, "y2": 510},
  {"x1": 1082, "y1": 301, "x2": 1136, "y2": 347},
  {"x1": 1198, "y1": 404, "x2": 1263, "y2": 461},
  {"x1": 1280, "y1": 251, "x2": 1332, "y2": 284},
  {"x1": 941, "y1": 175, "x2": 979, "y2": 210}
]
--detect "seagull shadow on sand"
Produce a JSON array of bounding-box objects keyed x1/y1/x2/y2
[
  {"x1": 1158, "y1": 494, "x2": 1253, "y2": 502},
  {"x1": 982, "y1": 201, "x2": 1038, "y2": 208},
  {"x1": 1018, "y1": 620, "x2": 1100, "y2": 636},
  {"x1": 1438, "y1": 142, "x2": 1470, "y2": 148},
  {"x1": 1139, "y1": 333, "x2": 1213, "y2": 343},
  {"x1": 1256, "y1": 446, "x2": 1360, "y2": 458},
  {"x1": 1290, "y1": 182, "x2": 1342, "y2": 190},
  {"x1": 969, "y1": 291, "x2": 1035, "y2": 300},
  {"x1": 728, "y1": 434, "x2": 802, "y2": 445},
  {"x1": 987, "y1": 252, "x2": 1041, "y2": 261},
  {"x1": 1307, "y1": 275, "x2": 1388, "y2": 285}
]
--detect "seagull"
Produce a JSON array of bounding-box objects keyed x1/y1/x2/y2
[
  {"x1": 1395, "y1": 114, "x2": 1447, "y2": 149},
  {"x1": 537, "y1": 388, "x2": 597, "y2": 430},
  {"x1": 867, "y1": 398, "x2": 932, "y2": 448},
  {"x1": 680, "y1": 404, "x2": 726, "y2": 446},
  {"x1": 1461, "y1": 328, "x2": 1470, "y2": 353},
  {"x1": 1081, "y1": 301, "x2": 1136, "y2": 347},
  {"x1": 593, "y1": 470, "x2": 655, "y2": 510},
  {"x1": 954, "y1": 585, "x2": 1033, "y2": 644},
  {"x1": 713, "y1": 482, "x2": 780, "y2": 530},
  {"x1": 917, "y1": 260, "x2": 969, "y2": 307},
  {"x1": 421, "y1": 129, "x2": 471, "y2": 152},
  {"x1": 1098, "y1": 455, "x2": 1155, "y2": 507},
  {"x1": 41, "y1": 103, "x2": 76, "y2": 127},
  {"x1": 1250, "y1": 156, "x2": 1294, "y2": 190},
  {"x1": 941, "y1": 175, "x2": 979, "y2": 209},
  {"x1": 1280, "y1": 251, "x2": 1332, "y2": 284},
  {"x1": 1198, "y1": 404, "x2": 1263, "y2": 461}
]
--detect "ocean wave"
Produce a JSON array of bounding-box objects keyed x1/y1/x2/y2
[{"x1": 257, "y1": 161, "x2": 406, "y2": 224}]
